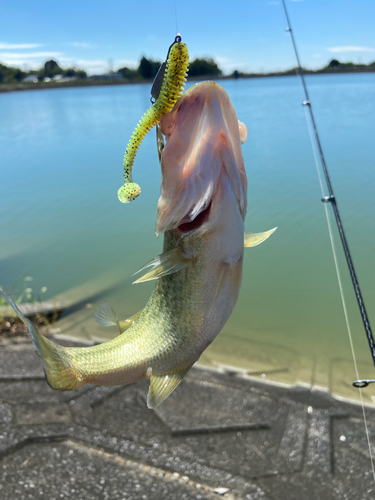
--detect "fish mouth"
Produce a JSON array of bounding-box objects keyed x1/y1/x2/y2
[{"x1": 156, "y1": 81, "x2": 248, "y2": 235}]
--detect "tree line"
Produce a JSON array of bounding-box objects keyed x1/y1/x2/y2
[
  {"x1": 2, "y1": 56, "x2": 374, "y2": 85},
  {"x1": 230, "y1": 59, "x2": 375, "y2": 79},
  {"x1": 0, "y1": 56, "x2": 222, "y2": 84},
  {"x1": 0, "y1": 59, "x2": 87, "y2": 84},
  {"x1": 119, "y1": 56, "x2": 222, "y2": 80}
]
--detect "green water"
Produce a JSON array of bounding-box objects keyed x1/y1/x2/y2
[{"x1": 1, "y1": 74, "x2": 375, "y2": 402}]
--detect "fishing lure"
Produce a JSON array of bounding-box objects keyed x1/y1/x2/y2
[{"x1": 118, "y1": 35, "x2": 189, "y2": 203}]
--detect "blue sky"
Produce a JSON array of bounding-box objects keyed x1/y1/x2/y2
[{"x1": 1, "y1": 0, "x2": 375, "y2": 75}]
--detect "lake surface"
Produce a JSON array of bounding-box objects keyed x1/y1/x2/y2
[{"x1": 1, "y1": 74, "x2": 375, "y2": 402}]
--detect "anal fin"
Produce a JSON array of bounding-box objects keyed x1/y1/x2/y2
[
  {"x1": 147, "y1": 362, "x2": 195, "y2": 409},
  {"x1": 244, "y1": 227, "x2": 277, "y2": 248}
]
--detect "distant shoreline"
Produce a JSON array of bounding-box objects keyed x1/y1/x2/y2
[{"x1": 1, "y1": 67, "x2": 374, "y2": 94}]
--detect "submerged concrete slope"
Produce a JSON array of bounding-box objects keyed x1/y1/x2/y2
[{"x1": 0, "y1": 337, "x2": 374, "y2": 500}]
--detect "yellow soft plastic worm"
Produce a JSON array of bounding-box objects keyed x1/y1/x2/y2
[{"x1": 118, "y1": 36, "x2": 189, "y2": 203}]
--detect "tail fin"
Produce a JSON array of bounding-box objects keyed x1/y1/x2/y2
[{"x1": 0, "y1": 287, "x2": 83, "y2": 391}]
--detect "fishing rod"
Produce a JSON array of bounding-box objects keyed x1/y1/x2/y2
[{"x1": 280, "y1": 0, "x2": 375, "y2": 388}]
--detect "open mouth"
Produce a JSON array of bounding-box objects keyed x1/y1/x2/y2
[
  {"x1": 177, "y1": 202, "x2": 212, "y2": 233},
  {"x1": 156, "y1": 82, "x2": 247, "y2": 235}
]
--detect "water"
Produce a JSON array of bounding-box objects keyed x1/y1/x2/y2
[{"x1": 1, "y1": 74, "x2": 375, "y2": 402}]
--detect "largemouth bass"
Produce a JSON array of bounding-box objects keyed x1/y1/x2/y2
[{"x1": 0, "y1": 81, "x2": 275, "y2": 408}]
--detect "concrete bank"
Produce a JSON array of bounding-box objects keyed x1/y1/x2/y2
[{"x1": 0, "y1": 336, "x2": 374, "y2": 500}]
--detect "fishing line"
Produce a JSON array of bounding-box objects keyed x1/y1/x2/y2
[
  {"x1": 305, "y1": 108, "x2": 375, "y2": 482},
  {"x1": 279, "y1": 0, "x2": 375, "y2": 480},
  {"x1": 173, "y1": 0, "x2": 179, "y2": 35},
  {"x1": 279, "y1": 0, "x2": 375, "y2": 370}
]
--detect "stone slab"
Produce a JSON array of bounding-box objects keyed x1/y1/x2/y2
[{"x1": 1, "y1": 339, "x2": 375, "y2": 499}]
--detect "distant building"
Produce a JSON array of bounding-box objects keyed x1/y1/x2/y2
[
  {"x1": 51, "y1": 75, "x2": 77, "y2": 82},
  {"x1": 39, "y1": 75, "x2": 78, "y2": 83},
  {"x1": 21, "y1": 75, "x2": 39, "y2": 83},
  {"x1": 89, "y1": 72, "x2": 123, "y2": 81}
]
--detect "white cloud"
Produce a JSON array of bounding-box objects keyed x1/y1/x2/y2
[
  {"x1": 0, "y1": 51, "x2": 63, "y2": 69},
  {"x1": 74, "y1": 59, "x2": 110, "y2": 74},
  {"x1": 0, "y1": 43, "x2": 43, "y2": 49},
  {"x1": 57, "y1": 56, "x2": 75, "y2": 64},
  {"x1": 74, "y1": 58, "x2": 138, "y2": 75},
  {"x1": 66, "y1": 42, "x2": 97, "y2": 49},
  {"x1": 0, "y1": 51, "x2": 62, "y2": 60},
  {"x1": 0, "y1": 48, "x2": 139, "y2": 74},
  {"x1": 327, "y1": 46, "x2": 375, "y2": 53},
  {"x1": 114, "y1": 59, "x2": 138, "y2": 69},
  {"x1": 215, "y1": 56, "x2": 246, "y2": 75}
]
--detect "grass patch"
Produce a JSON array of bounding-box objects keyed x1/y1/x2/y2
[{"x1": 0, "y1": 276, "x2": 56, "y2": 338}]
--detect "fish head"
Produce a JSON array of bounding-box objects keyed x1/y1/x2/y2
[{"x1": 156, "y1": 81, "x2": 248, "y2": 237}]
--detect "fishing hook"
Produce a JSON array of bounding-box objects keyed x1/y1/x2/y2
[{"x1": 151, "y1": 34, "x2": 182, "y2": 104}]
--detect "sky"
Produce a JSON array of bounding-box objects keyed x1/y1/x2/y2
[{"x1": 1, "y1": 0, "x2": 375, "y2": 75}]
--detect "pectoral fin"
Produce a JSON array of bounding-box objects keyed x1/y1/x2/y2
[
  {"x1": 133, "y1": 248, "x2": 189, "y2": 284},
  {"x1": 212, "y1": 259, "x2": 243, "y2": 312},
  {"x1": 147, "y1": 362, "x2": 194, "y2": 409},
  {"x1": 244, "y1": 227, "x2": 277, "y2": 248}
]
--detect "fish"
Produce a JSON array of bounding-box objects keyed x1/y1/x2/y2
[{"x1": 0, "y1": 81, "x2": 276, "y2": 408}]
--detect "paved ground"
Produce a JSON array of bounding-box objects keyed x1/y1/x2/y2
[{"x1": 1, "y1": 336, "x2": 375, "y2": 500}]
